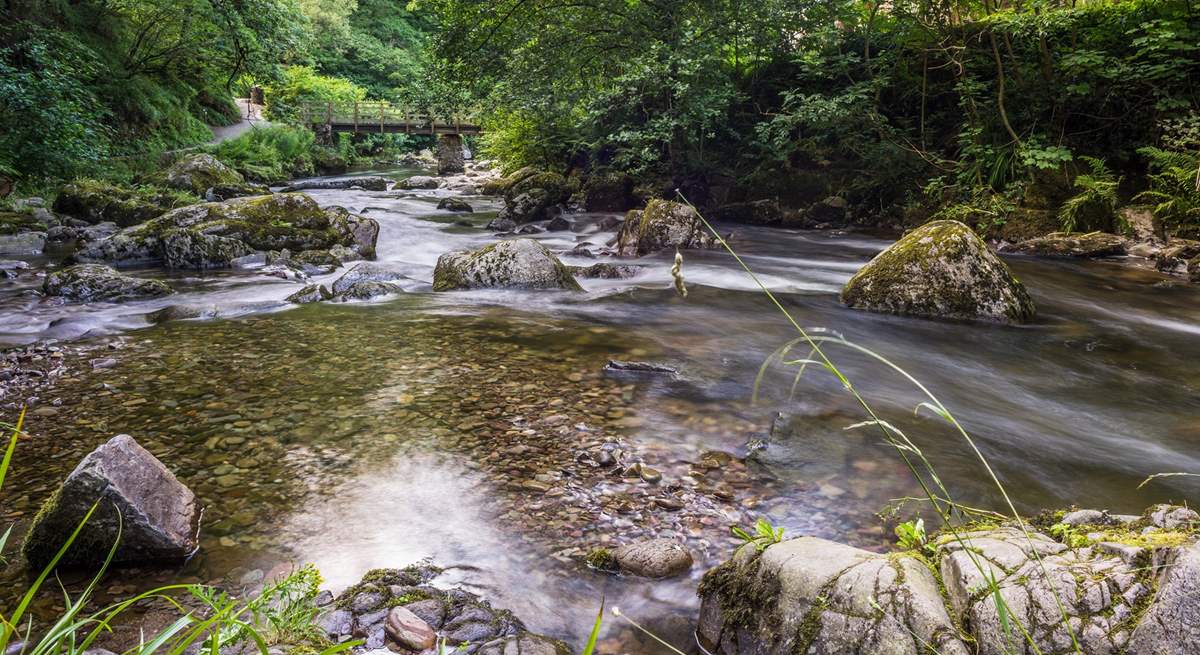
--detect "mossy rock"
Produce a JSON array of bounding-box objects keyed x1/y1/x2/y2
[
  {"x1": 616, "y1": 199, "x2": 716, "y2": 257},
  {"x1": 42, "y1": 264, "x2": 173, "y2": 302},
  {"x1": 0, "y1": 211, "x2": 43, "y2": 235},
  {"x1": 161, "y1": 154, "x2": 244, "y2": 195},
  {"x1": 1010, "y1": 231, "x2": 1127, "y2": 258},
  {"x1": 840, "y1": 220, "x2": 1035, "y2": 323},
  {"x1": 480, "y1": 166, "x2": 538, "y2": 196},
  {"x1": 582, "y1": 172, "x2": 636, "y2": 212},
  {"x1": 54, "y1": 179, "x2": 194, "y2": 227},
  {"x1": 507, "y1": 172, "x2": 571, "y2": 204},
  {"x1": 432, "y1": 239, "x2": 582, "y2": 291}
]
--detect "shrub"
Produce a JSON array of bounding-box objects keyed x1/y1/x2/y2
[
  {"x1": 264, "y1": 66, "x2": 367, "y2": 123},
  {"x1": 209, "y1": 126, "x2": 317, "y2": 181}
]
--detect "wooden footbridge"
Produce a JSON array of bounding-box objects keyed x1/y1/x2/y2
[{"x1": 300, "y1": 102, "x2": 483, "y2": 136}]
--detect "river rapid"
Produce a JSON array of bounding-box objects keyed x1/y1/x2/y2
[{"x1": 1, "y1": 165, "x2": 1198, "y2": 652}]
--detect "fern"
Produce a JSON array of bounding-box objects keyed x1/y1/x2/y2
[
  {"x1": 1058, "y1": 156, "x2": 1121, "y2": 233},
  {"x1": 1135, "y1": 146, "x2": 1200, "y2": 235}
]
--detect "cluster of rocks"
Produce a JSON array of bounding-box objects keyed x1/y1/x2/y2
[
  {"x1": 286, "y1": 262, "x2": 410, "y2": 304},
  {"x1": 698, "y1": 505, "x2": 1200, "y2": 655},
  {"x1": 319, "y1": 566, "x2": 567, "y2": 655},
  {"x1": 0, "y1": 340, "x2": 108, "y2": 411}
]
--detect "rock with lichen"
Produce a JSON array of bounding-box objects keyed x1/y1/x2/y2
[
  {"x1": 43, "y1": 264, "x2": 173, "y2": 302},
  {"x1": 1010, "y1": 231, "x2": 1128, "y2": 258},
  {"x1": 616, "y1": 199, "x2": 717, "y2": 257},
  {"x1": 75, "y1": 193, "x2": 378, "y2": 270},
  {"x1": 53, "y1": 180, "x2": 194, "y2": 227},
  {"x1": 161, "y1": 154, "x2": 244, "y2": 195},
  {"x1": 840, "y1": 220, "x2": 1035, "y2": 323},
  {"x1": 433, "y1": 239, "x2": 582, "y2": 291}
]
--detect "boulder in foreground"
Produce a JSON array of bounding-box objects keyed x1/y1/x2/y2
[
  {"x1": 433, "y1": 239, "x2": 582, "y2": 291},
  {"x1": 43, "y1": 264, "x2": 173, "y2": 302},
  {"x1": 23, "y1": 434, "x2": 201, "y2": 568},
  {"x1": 840, "y1": 220, "x2": 1035, "y2": 323}
]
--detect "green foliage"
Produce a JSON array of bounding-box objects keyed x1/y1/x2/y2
[
  {"x1": 1136, "y1": 146, "x2": 1200, "y2": 234},
  {"x1": 264, "y1": 66, "x2": 368, "y2": 123},
  {"x1": 208, "y1": 126, "x2": 318, "y2": 181},
  {"x1": 731, "y1": 518, "x2": 785, "y2": 553},
  {"x1": 894, "y1": 518, "x2": 934, "y2": 556},
  {"x1": 196, "y1": 564, "x2": 332, "y2": 651},
  {"x1": 1059, "y1": 157, "x2": 1122, "y2": 233}
]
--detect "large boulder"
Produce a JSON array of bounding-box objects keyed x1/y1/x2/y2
[
  {"x1": 480, "y1": 166, "x2": 538, "y2": 196},
  {"x1": 22, "y1": 434, "x2": 201, "y2": 568},
  {"x1": 712, "y1": 199, "x2": 784, "y2": 226},
  {"x1": 698, "y1": 537, "x2": 970, "y2": 655},
  {"x1": 43, "y1": 264, "x2": 173, "y2": 302},
  {"x1": 204, "y1": 183, "x2": 271, "y2": 202},
  {"x1": 53, "y1": 180, "x2": 190, "y2": 227},
  {"x1": 840, "y1": 220, "x2": 1035, "y2": 323},
  {"x1": 496, "y1": 172, "x2": 572, "y2": 224},
  {"x1": 616, "y1": 199, "x2": 717, "y2": 257},
  {"x1": 162, "y1": 154, "x2": 244, "y2": 195},
  {"x1": 433, "y1": 239, "x2": 582, "y2": 291},
  {"x1": 75, "y1": 194, "x2": 378, "y2": 269}
]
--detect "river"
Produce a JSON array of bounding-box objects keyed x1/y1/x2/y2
[{"x1": 1, "y1": 165, "x2": 1198, "y2": 652}]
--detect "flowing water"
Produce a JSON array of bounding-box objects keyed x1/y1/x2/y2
[{"x1": 1, "y1": 166, "x2": 1199, "y2": 651}]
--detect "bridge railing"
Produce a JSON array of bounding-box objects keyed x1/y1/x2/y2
[{"x1": 299, "y1": 102, "x2": 482, "y2": 133}]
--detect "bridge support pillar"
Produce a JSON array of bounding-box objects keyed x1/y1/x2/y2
[
  {"x1": 315, "y1": 124, "x2": 334, "y2": 146},
  {"x1": 437, "y1": 134, "x2": 465, "y2": 175}
]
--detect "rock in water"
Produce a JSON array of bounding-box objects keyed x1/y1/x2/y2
[
  {"x1": 616, "y1": 199, "x2": 717, "y2": 257},
  {"x1": 612, "y1": 539, "x2": 693, "y2": 578},
  {"x1": 22, "y1": 434, "x2": 201, "y2": 568},
  {"x1": 437, "y1": 197, "x2": 473, "y2": 213},
  {"x1": 1010, "y1": 231, "x2": 1128, "y2": 258},
  {"x1": 698, "y1": 537, "x2": 970, "y2": 655},
  {"x1": 432, "y1": 239, "x2": 582, "y2": 291},
  {"x1": 384, "y1": 607, "x2": 436, "y2": 650},
  {"x1": 840, "y1": 220, "x2": 1035, "y2": 323},
  {"x1": 43, "y1": 264, "x2": 173, "y2": 302},
  {"x1": 282, "y1": 177, "x2": 393, "y2": 192},
  {"x1": 163, "y1": 154, "x2": 244, "y2": 195},
  {"x1": 330, "y1": 262, "x2": 407, "y2": 295}
]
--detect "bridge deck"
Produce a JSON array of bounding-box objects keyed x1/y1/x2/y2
[{"x1": 301, "y1": 102, "x2": 482, "y2": 136}]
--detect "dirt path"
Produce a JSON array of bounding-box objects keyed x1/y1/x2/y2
[{"x1": 209, "y1": 98, "x2": 268, "y2": 144}]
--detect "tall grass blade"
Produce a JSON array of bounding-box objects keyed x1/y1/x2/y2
[{"x1": 580, "y1": 598, "x2": 604, "y2": 655}]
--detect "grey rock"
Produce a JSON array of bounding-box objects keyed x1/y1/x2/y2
[
  {"x1": 0, "y1": 232, "x2": 46, "y2": 255},
  {"x1": 334, "y1": 280, "x2": 402, "y2": 301},
  {"x1": 445, "y1": 622, "x2": 499, "y2": 644},
  {"x1": 162, "y1": 230, "x2": 254, "y2": 269},
  {"x1": 1128, "y1": 542, "x2": 1200, "y2": 653},
  {"x1": 572, "y1": 263, "x2": 641, "y2": 279},
  {"x1": 22, "y1": 434, "x2": 200, "y2": 568},
  {"x1": 546, "y1": 216, "x2": 570, "y2": 231},
  {"x1": 841, "y1": 220, "x2": 1036, "y2": 323},
  {"x1": 43, "y1": 264, "x2": 173, "y2": 302},
  {"x1": 486, "y1": 217, "x2": 517, "y2": 232},
  {"x1": 603, "y1": 360, "x2": 676, "y2": 375},
  {"x1": 1061, "y1": 509, "x2": 1118, "y2": 527},
  {"x1": 699, "y1": 537, "x2": 969, "y2": 655},
  {"x1": 330, "y1": 262, "x2": 406, "y2": 296},
  {"x1": 403, "y1": 598, "x2": 446, "y2": 628},
  {"x1": 433, "y1": 239, "x2": 582, "y2": 291},
  {"x1": 164, "y1": 154, "x2": 243, "y2": 195},
  {"x1": 1148, "y1": 504, "x2": 1200, "y2": 530},
  {"x1": 350, "y1": 591, "x2": 384, "y2": 613},
  {"x1": 0, "y1": 259, "x2": 29, "y2": 279},
  {"x1": 317, "y1": 609, "x2": 353, "y2": 638},
  {"x1": 1011, "y1": 231, "x2": 1127, "y2": 258},
  {"x1": 282, "y1": 177, "x2": 393, "y2": 192},
  {"x1": 438, "y1": 197, "x2": 474, "y2": 213},
  {"x1": 204, "y1": 183, "x2": 271, "y2": 202},
  {"x1": 398, "y1": 176, "x2": 440, "y2": 190},
  {"x1": 616, "y1": 199, "x2": 716, "y2": 257},
  {"x1": 286, "y1": 284, "x2": 332, "y2": 304},
  {"x1": 612, "y1": 539, "x2": 692, "y2": 578}
]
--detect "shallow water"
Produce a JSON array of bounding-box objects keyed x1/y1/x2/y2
[{"x1": 1, "y1": 166, "x2": 1199, "y2": 651}]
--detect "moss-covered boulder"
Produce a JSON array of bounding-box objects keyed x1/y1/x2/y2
[
  {"x1": 616, "y1": 199, "x2": 717, "y2": 257},
  {"x1": 582, "y1": 172, "x2": 636, "y2": 212},
  {"x1": 840, "y1": 220, "x2": 1035, "y2": 323},
  {"x1": 204, "y1": 183, "x2": 271, "y2": 202},
  {"x1": 711, "y1": 199, "x2": 783, "y2": 226},
  {"x1": 43, "y1": 264, "x2": 173, "y2": 302},
  {"x1": 1010, "y1": 231, "x2": 1127, "y2": 258},
  {"x1": 53, "y1": 180, "x2": 193, "y2": 227},
  {"x1": 433, "y1": 239, "x2": 582, "y2": 291},
  {"x1": 480, "y1": 166, "x2": 537, "y2": 196},
  {"x1": 496, "y1": 172, "x2": 572, "y2": 224},
  {"x1": 163, "y1": 154, "x2": 244, "y2": 195},
  {"x1": 75, "y1": 193, "x2": 378, "y2": 270}
]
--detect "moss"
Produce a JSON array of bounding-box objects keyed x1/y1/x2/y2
[
  {"x1": 585, "y1": 548, "x2": 618, "y2": 572},
  {"x1": 0, "y1": 211, "x2": 42, "y2": 235},
  {"x1": 697, "y1": 553, "x2": 784, "y2": 644}
]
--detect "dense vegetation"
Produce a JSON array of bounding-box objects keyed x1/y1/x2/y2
[{"x1": 427, "y1": 0, "x2": 1200, "y2": 234}]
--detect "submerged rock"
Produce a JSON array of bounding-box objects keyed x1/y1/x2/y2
[
  {"x1": 438, "y1": 197, "x2": 474, "y2": 213},
  {"x1": 612, "y1": 539, "x2": 693, "y2": 578},
  {"x1": 334, "y1": 280, "x2": 402, "y2": 301},
  {"x1": 163, "y1": 154, "x2": 244, "y2": 195},
  {"x1": 282, "y1": 176, "x2": 393, "y2": 192},
  {"x1": 840, "y1": 220, "x2": 1035, "y2": 323},
  {"x1": 286, "y1": 284, "x2": 332, "y2": 304},
  {"x1": 433, "y1": 239, "x2": 582, "y2": 291},
  {"x1": 22, "y1": 434, "x2": 201, "y2": 568},
  {"x1": 75, "y1": 194, "x2": 378, "y2": 270},
  {"x1": 616, "y1": 199, "x2": 717, "y2": 257},
  {"x1": 699, "y1": 537, "x2": 970, "y2": 655},
  {"x1": 330, "y1": 262, "x2": 407, "y2": 296},
  {"x1": 603, "y1": 360, "x2": 676, "y2": 375},
  {"x1": 43, "y1": 264, "x2": 173, "y2": 302},
  {"x1": 1010, "y1": 231, "x2": 1128, "y2": 258}
]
